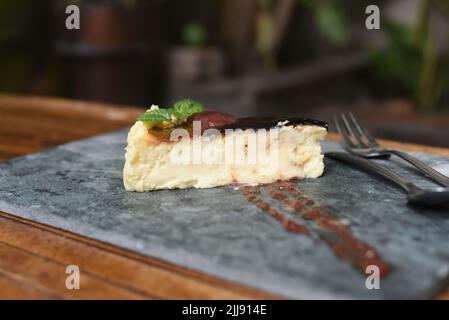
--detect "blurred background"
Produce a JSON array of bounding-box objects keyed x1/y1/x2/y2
[{"x1": 1, "y1": 0, "x2": 449, "y2": 147}]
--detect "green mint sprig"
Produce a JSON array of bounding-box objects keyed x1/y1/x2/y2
[
  {"x1": 137, "y1": 108, "x2": 173, "y2": 122},
  {"x1": 173, "y1": 99, "x2": 204, "y2": 118},
  {"x1": 137, "y1": 99, "x2": 204, "y2": 128}
]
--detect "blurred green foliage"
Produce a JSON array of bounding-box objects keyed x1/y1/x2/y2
[
  {"x1": 373, "y1": 23, "x2": 423, "y2": 97},
  {"x1": 0, "y1": 1, "x2": 34, "y2": 41},
  {"x1": 0, "y1": 1, "x2": 42, "y2": 92},
  {"x1": 298, "y1": 0, "x2": 348, "y2": 46},
  {"x1": 62, "y1": 0, "x2": 150, "y2": 10},
  {"x1": 298, "y1": 0, "x2": 449, "y2": 112},
  {"x1": 256, "y1": 0, "x2": 277, "y2": 69},
  {"x1": 255, "y1": 0, "x2": 349, "y2": 69},
  {"x1": 181, "y1": 22, "x2": 208, "y2": 47},
  {"x1": 373, "y1": 0, "x2": 449, "y2": 112},
  {"x1": 1, "y1": 0, "x2": 449, "y2": 112}
]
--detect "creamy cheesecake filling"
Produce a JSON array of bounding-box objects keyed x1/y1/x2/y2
[{"x1": 124, "y1": 120, "x2": 327, "y2": 191}]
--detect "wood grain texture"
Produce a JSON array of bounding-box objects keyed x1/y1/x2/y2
[
  {"x1": 0, "y1": 241, "x2": 146, "y2": 300},
  {"x1": 0, "y1": 274, "x2": 55, "y2": 299},
  {"x1": 0, "y1": 212, "x2": 276, "y2": 300},
  {"x1": 0, "y1": 94, "x2": 447, "y2": 299},
  {"x1": 0, "y1": 94, "x2": 279, "y2": 300},
  {"x1": 0, "y1": 94, "x2": 143, "y2": 160}
]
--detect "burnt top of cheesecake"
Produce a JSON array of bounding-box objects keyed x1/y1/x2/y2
[
  {"x1": 147, "y1": 111, "x2": 328, "y2": 142},
  {"x1": 220, "y1": 117, "x2": 328, "y2": 131}
]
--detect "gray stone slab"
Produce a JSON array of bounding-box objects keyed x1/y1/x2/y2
[{"x1": 0, "y1": 129, "x2": 449, "y2": 299}]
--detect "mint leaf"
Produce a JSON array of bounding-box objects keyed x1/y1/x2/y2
[
  {"x1": 138, "y1": 108, "x2": 173, "y2": 122},
  {"x1": 137, "y1": 99, "x2": 204, "y2": 128},
  {"x1": 173, "y1": 99, "x2": 204, "y2": 118}
]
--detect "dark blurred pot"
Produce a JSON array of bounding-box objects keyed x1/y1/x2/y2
[
  {"x1": 53, "y1": 1, "x2": 165, "y2": 106},
  {"x1": 168, "y1": 47, "x2": 224, "y2": 101},
  {"x1": 168, "y1": 47, "x2": 224, "y2": 83}
]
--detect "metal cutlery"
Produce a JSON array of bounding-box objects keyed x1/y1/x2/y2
[
  {"x1": 334, "y1": 113, "x2": 449, "y2": 187},
  {"x1": 326, "y1": 152, "x2": 449, "y2": 207}
]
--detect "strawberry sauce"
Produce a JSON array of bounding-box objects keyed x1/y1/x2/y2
[
  {"x1": 239, "y1": 182, "x2": 391, "y2": 277},
  {"x1": 240, "y1": 185, "x2": 310, "y2": 236}
]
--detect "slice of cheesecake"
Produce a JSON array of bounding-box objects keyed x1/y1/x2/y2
[{"x1": 123, "y1": 109, "x2": 327, "y2": 191}]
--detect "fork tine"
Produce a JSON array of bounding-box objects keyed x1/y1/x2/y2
[
  {"x1": 341, "y1": 113, "x2": 365, "y2": 147},
  {"x1": 348, "y1": 113, "x2": 378, "y2": 147},
  {"x1": 334, "y1": 115, "x2": 356, "y2": 148}
]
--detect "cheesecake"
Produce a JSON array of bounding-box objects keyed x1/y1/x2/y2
[{"x1": 123, "y1": 103, "x2": 327, "y2": 191}]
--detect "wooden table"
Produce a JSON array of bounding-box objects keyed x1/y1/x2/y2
[{"x1": 0, "y1": 94, "x2": 448, "y2": 299}]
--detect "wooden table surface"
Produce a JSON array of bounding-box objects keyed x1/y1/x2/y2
[{"x1": 0, "y1": 94, "x2": 448, "y2": 300}]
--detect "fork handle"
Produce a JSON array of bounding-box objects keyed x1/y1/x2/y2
[
  {"x1": 325, "y1": 152, "x2": 415, "y2": 193},
  {"x1": 387, "y1": 150, "x2": 449, "y2": 187}
]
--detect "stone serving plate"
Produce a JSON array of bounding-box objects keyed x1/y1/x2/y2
[{"x1": 0, "y1": 129, "x2": 449, "y2": 299}]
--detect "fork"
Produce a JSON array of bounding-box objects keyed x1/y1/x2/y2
[{"x1": 334, "y1": 113, "x2": 449, "y2": 187}]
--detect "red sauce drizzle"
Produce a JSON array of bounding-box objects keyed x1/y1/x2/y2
[
  {"x1": 239, "y1": 182, "x2": 391, "y2": 277},
  {"x1": 240, "y1": 186, "x2": 309, "y2": 236}
]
